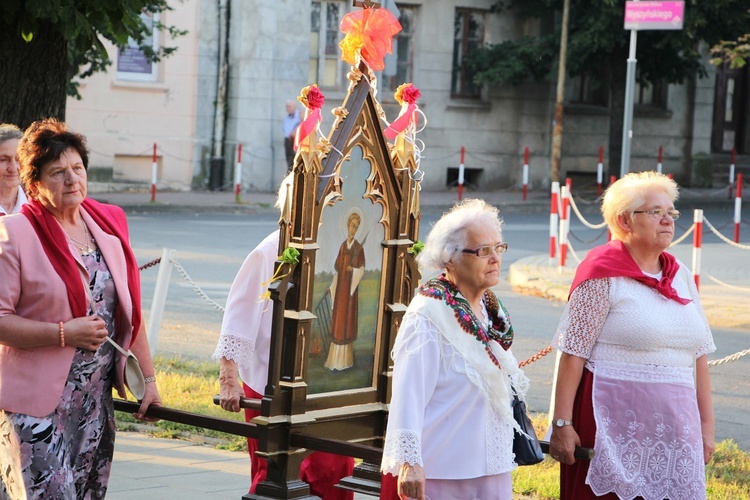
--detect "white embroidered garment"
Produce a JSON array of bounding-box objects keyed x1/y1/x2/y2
[
  {"x1": 212, "y1": 230, "x2": 278, "y2": 393},
  {"x1": 381, "y1": 285, "x2": 528, "y2": 482},
  {"x1": 553, "y1": 262, "x2": 715, "y2": 500}
]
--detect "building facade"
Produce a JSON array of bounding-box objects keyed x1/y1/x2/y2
[{"x1": 67, "y1": 0, "x2": 748, "y2": 192}]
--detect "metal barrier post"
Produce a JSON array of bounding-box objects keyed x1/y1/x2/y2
[
  {"x1": 147, "y1": 247, "x2": 176, "y2": 355},
  {"x1": 550, "y1": 182, "x2": 560, "y2": 259}
]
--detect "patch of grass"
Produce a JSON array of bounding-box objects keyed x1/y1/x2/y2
[
  {"x1": 116, "y1": 356, "x2": 750, "y2": 498},
  {"x1": 115, "y1": 354, "x2": 247, "y2": 452}
]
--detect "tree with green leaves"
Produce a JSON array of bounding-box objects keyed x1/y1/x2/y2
[
  {"x1": 467, "y1": 0, "x2": 750, "y2": 179},
  {"x1": 711, "y1": 33, "x2": 749, "y2": 69},
  {"x1": 0, "y1": 1, "x2": 185, "y2": 129}
]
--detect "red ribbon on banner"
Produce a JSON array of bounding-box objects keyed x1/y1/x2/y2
[
  {"x1": 384, "y1": 103, "x2": 417, "y2": 141},
  {"x1": 294, "y1": 108, "x2": 322, "y2": 151}
]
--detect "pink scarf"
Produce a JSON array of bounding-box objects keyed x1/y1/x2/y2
[
  {"x1": 21, "y1": 198, "x2": 143, "y2": 345},
  {"x1": 569, "y1": 240, "x2": 691, "y2": 305}
]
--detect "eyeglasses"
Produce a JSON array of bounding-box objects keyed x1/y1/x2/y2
[
  {"x1": 632, "y1": 209, "x2": 680, "y2": 221},
  {"x1": 461, "y1": 242, "x2": 509, "y2": 257}
]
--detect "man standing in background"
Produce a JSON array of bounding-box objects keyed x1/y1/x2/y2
[{"x1": 282, "y1": 100, "x2": 301, "y2": 171}]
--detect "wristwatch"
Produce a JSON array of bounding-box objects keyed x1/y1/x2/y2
[{"x1": 553, "y1": 418, "x2": 573, "y2": 428}]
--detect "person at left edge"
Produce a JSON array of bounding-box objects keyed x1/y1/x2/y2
[
  {"x1": 0, "y1": 123, "x2": 27, "y2": 216},
  {"x1": 0, "y1": 119, "x2": 162, "y2": 498}
]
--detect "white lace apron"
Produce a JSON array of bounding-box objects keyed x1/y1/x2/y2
[{"x1": 586, "y1": 360, "x2": 706, "y2": 500}]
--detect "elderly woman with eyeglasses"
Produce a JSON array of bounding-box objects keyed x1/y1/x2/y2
[
  {"x1": 549, "y1": 171, "x2": 716, "y2": 500},
  {"x1": 380, "y1": 198, "x2": 531, "y2": 500}
]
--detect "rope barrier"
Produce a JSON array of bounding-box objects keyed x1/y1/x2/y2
[
  {"x1": 708, "y1": 348, "x2": 750, "y2": 367},
  {"x1": 170, "y1": 258, "x2": 226, "y2": 313},
  {"x1": 138, "y1": 258, "x2": 162, "y2": 271},
  {"x1": 704, "y1": 273, "x2": 750, "y2": 292},
  {"x1": 571, "y1": 193, "x2": 604, "y2": 206},
  {"x1": 567, "y1": 196, "x2": 607, "y2": 230},
  {"x1": 566, "y1": 241, "x2": 583, "y2": 264},
  {"x1": 519, "y1": 345, "x2": 554, "y2": 367},
  {"x1": 669, "y1": 224, "x2": 695, "y2": 247},
  {"x1": 703, "y1": 216, "x2": 750, "y2": 250}
]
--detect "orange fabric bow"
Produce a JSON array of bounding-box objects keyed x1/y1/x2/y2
[{"x1": 339, "y1": 8, "x2": 401, "y2": 71}]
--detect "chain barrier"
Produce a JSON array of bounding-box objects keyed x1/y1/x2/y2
[
  {"x1": 138, "y1": 258, "x2": 162, "y2": 271},
  {"x1": 703, "y1": 216, "x2": 750, "y2": 250},
  {"x1": 571, "y1": 193, "x2": 604, "y2": 206},
  {"x1": 679, "y1": 184, "x2": 735, "y2": 197},
  {"x1": 568, "y1": 227, "x2": 609, "y2": 245},
  {"x1": 169, "y1": 258, "x2": 226, "y2": 313}
]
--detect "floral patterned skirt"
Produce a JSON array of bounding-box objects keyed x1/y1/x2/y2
[
  {"x1": 0, "y1": 249, "x2": 118, "y2": 499},
  {"x1": 0, "y1": 343, "x2": 116, "y2": 499}
]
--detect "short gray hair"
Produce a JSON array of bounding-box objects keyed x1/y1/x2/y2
[
  {"x1": 418, "y1": 198, "x2": 504, "y2": 271},
  {"x1": 0, "y1": 123, "x2": 22, "y2": 144},
  {"x1": 602, "y1": 171, "x2": 679, "y2": 241}
]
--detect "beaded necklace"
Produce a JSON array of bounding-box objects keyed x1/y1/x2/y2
[{"x1": 418, "y1": 274, "x2": 514, "y2": 369}]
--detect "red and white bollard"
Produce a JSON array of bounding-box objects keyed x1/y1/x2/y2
[
  {"x1": 735, "y1": 173, "x2": 743, "y2": 243},
  {"x1": 657, "y1": 145, "x2": 663, "y2": 174},
  {"x1": 458, "y1": 146, "x2": 466, "y2": 202},
  {"x1": 596, "y1": 146, "x2": 604, "y2": 197},
  {"x1": 558, "y1": 180, "x2": 571, "y2": 268},
  {"x1": 692, "y1": 209, "x2": 703, "y2": 290},
  {"x1": 522, "y1": 147, "x2": 529, "y2": 201},
  {"x1": 729, "y1": 147, "x2": 736, "y2": 199},
  {"x1": 549, "y1": 182, "x2": 560, "y2": 259},
  {"x1": 234, "y1": 143, "x2": 243, "y2": 203},
  {"x1": 150, "y1": 143, "x2": 158, "y2": 203}
]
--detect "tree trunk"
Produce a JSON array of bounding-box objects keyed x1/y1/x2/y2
[
  {"x1": 608, "y1": 45, "x2": 629, "y2": 181},
  {"x1": 0, "y1": 23, "x2": 68, "y2": 129}
]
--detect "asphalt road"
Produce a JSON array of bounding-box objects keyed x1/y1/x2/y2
[{"x1": 128, "y1": 209, "x2": 750, "y2": 450}]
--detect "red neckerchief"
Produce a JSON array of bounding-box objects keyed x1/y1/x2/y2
[
  {"x1": 569, "y1": 240, "x2": 691, "y2": 305},
  {"x1": 21, "y1": 198, "x2": 142, "y2": 345}
]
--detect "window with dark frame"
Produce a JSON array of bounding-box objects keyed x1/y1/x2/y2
[
  {"x1": 388, "y1": 4, "x2": 417, "y2": 92},
  {"x1": 310, "y1": 1, "x2": 345, "y2": 89},
  {"x1": 451, "y1": 9, "x2": 485, "y2": 99}
]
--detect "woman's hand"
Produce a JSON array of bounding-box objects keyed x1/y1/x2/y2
[
  {"x1": 397, "y1": 463, "x2": 425, "y2": 500},
  {"x1": 549, "y1": 425, "x2": 581, "y2": 465},
  {"x1": 702, "y1": 423, "x2": 716, "y2": 464},
  {"x1": 218, "y1": 357, "x2": 244, "y2": 413},
  {"x1": 133, "y1": 380, "x2": 162, "y2": 422},
  {"x1": 64, "y1": 315, "x2": 109, "y2": 351}
]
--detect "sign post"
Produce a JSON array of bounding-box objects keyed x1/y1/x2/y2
[{"x1": 620, "y1": 1, "x2": 684, "y2": 177}]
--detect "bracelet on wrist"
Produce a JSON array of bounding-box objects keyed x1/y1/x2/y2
[
  {"x1": 143, "y1": 376, "x2": 157, "y2": 384},
  {"x1": 58, "y1": 321, "x2": 65, "y2": 348}
]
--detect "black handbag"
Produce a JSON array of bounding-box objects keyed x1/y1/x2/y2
[{"x1": 512, "y1": 394, "x2": 544, "y2": 466}]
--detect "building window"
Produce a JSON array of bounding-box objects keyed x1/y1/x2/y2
[
  {"x1": 452, "y1": 9, "x2": 485, "y2": 98},
  {"x1": 117, "y1": 12, "x2": 159, "y2": 82},
  {"x1": 386, "y1": 4, "x2": 417, "y2": 92},
  {"x1": 567, "y1": 73, "x2": 608, "y2": 107},
  {"x1": 635, "y1": 80, "x2": 668, "y2": 108},
  {"x1": 310, "y1": 1, "x2": 346, "y2": 89}
]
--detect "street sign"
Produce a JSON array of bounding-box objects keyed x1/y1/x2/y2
[{"x1": 624, "y1": 1, "x2": 684, "y2": 30}]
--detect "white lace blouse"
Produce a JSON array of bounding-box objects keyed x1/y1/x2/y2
[
  {"x1": 553, "y1": 262, "x2": 714, "y2": 367},
  {"x1": 381, "y1": 312, "x2": 517, "y2": 479}
]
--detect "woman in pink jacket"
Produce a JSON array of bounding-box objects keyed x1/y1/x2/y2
[{"x1": 0, "y1": 119, "x2": 162, "y2": 498}]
